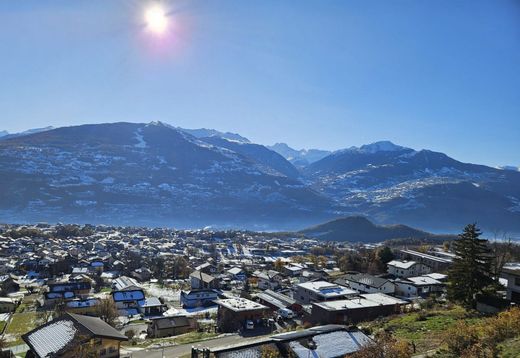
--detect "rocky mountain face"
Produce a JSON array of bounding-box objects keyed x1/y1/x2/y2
[
  {"x1": 0, "y1": 122, "x2": 332, "y2": 229},
  {"x1": 0, "y1": 123, "x2": 519, "y2": 234},
  {"x1": 303, "y1": 142, "x2": 520, "y2": 233}
]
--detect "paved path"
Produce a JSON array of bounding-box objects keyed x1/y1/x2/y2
[{"x1": 122, "y1": 334, "x2": 270, "y2": 358}]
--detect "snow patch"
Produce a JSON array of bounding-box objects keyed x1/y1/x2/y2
[{"x1": 134, "y1": 129, "x2": 147, "y2": 148}]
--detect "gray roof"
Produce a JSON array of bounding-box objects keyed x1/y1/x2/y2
[
  {"x1": 23, "y1": 313, "x2": 127, "y2": 358},
  {"x1": 151, "y1": 315, "x2": 191, "y2": 329},
  {"x1": 190, "y1": 270, "x2": 216, "y2": 283},
  {"x1": 340, "y1": 273, "x2": 393, "y2": 288}
]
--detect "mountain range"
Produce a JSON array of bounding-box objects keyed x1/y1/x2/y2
[{"x1": 0, "y1": 121, "x2": 519, "y2": 235}]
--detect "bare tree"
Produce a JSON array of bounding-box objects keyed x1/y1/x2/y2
[
  {"x1": 95, "y1": 297, "x2": 119, "y2": 327},
  {"x1": 490, "y1": 230, "x2": 513, "y2": 283}
]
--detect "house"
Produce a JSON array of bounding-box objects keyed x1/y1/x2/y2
[
  {"x1": 227, "y1": 267, "x2": 246, "y2": 281},
  {"x1": 310, "y1": 293, "x2": 407, "y2": 325},
  {"x1": 394, "y1": 276, "x2": 445, "y2": 298},
  {"x1": 195, "y1": 262, "x2": 218, "y2": 275},
  {"x1": 256, "y1": 289, "x2": 302, "y2": 313},
  {"x1": 215, "y1": 298, "x2": 269, "y2": 332},
  {"x1": 65, "y1": 298, "x2": 100, "y2": 315},
  {"x1": 0, "y1": 297, "x2": 16, "y2": 313},
  {"x1": 131, "y1": 267, "x2": 152, "y2": 282},
  {"x1": 22, "y1": 313, "x2": 127, "y2": 358},
  {"x1": 295, "y1": 281, "x2": 357, "y2": 304},
  {"x1": 112, "y1": 276, "x2": 141, "y2": 291},
  {"x1": 255, "y1": 270, "x2": 283, "y2": 290},
  {"x1": 337, "y1": 273, "x2": 396, "y2": 295},
  {"x1": 138, "y1": 297, "x2": 167, "y2": 317},
  {"x1": 398, "y1": 250, "x2": 452, "y2": 272},
  {"x1": 210, "y1": 325, "x2": 371, "y2": 358},
  {"x1": 147, "y1": 315, "x2": 198, "y2": 338},
  {"x1": 387, "y1": 260, "x2": 431, "y2": 278},
  {"x1": 0, "y1": 275, "x2": 19, "y2": 296},
  {"x1": 284, "y1": 264, "x2": 304, "y2": 277},
  {"x1": 190, "y1": 270, "x2": 219, "y2": 290},
  {"x1": 502, "y1": 265, "x2": 520, "y2": 303},
  {"x1": 112, "y1": 289, "x2": 146, "y2": 317},
  {"x1": 43, "y1": 280, "x2": 92, "y2": 307},
  {"x1": 180, "y1": 289, "x2": 218, "y2": 308}
]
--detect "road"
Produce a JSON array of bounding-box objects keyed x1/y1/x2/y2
[{"x1": 122, "y1": 333, "x2": 270, "y2": 358}]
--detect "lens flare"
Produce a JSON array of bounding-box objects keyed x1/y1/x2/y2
[{"x1": 144, "y1": 5, "x2": 168, "y2": 35}]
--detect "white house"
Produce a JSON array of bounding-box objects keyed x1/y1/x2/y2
[
  {"x1": 338, "y1": 273, "x2": 396, "y2": 295},
  {"x1": 394, "y1": 275, "x2": 444, "y2": 298},
  {"x1": 387, "y1": 260, "x2": 431, "y2": 278}
]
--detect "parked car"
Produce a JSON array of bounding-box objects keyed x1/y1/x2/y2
[
  {"x1": 246, "y1": 320, "x2": 254, "y2": 330},
  {"x1": 278, "y1": 308, "x2": 295, "y2": 319}
]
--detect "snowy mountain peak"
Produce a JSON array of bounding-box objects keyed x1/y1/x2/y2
[
  {"x1": 176, "y1": 127, "x2": 250, "y2": 143},
  {"x1": 497, "y1": 165, "x2": 520, "y2": 172},
  {"x1": 0, "y1": 130, "x2": 8, "y2": 137}
]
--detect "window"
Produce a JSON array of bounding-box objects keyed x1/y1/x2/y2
[
  {"x1": 514, "y1": 277, "x2": 520, "y2": 286},
  {"x1": 100, "y1": 348, "x2": 107, "y2": 356}
]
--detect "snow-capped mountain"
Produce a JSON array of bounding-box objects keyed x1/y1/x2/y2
[
  {"x1": 0, "y1": 130, "x2": 8, "y2": 138},
  {"x1": 0, "y1": 124, "x2": 519, "y2": 233},
  {"x1": 0, "y1": 122, "x2": 332, "y2": 228},
  {"x1": 176, "y1": 126, "x2": 250, "y2": 143},
  {"x1": 268, "y1": 143, "x2": 331, "y2": 168},
  {"x1": 304, "y1": 141, "x2": 520, "y2": 233},
  {"x1": 498, "y1": 165, "x2": 519, "y2": 172}
]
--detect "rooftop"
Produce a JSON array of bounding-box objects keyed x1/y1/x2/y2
[
  {"x1": 297, "y1": 281, "x2": 357, "y2": 297},
  {"x1": 215, "y1": 298, "x2": 268, "y2": 312}
]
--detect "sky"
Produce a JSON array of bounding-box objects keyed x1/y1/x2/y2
[{"x1": 0, "y1": 0, "x2": 519, "y2": 167}]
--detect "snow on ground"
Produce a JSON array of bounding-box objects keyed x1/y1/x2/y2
[
  {"x1": 142, "y1": 283, "x2": 181, "y2": 303},
  {"x1": 134, "y1": 129, "x2": 147, "y2": 148}
]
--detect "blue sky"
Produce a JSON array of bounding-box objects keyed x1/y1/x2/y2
[{"x1": 0, "y1": 0, "x2": 518, "y2": 167}]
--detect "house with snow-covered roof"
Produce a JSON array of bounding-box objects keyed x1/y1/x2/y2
[
  {"x1": 22, "y1": 312, "x2": 127, "y2": 358},
  {"x1": 387, "y1": 260, "x2": 431, "y2": 278}
]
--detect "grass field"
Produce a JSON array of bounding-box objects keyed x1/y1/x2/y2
[
  {"x1": 5, "y1": 312, "x2": 41, "y2": 346},
  {"x1": 361, "y1": 305, "x2": 485, "y2": 354},
  {"x1": 497, "y1": 336, "x2": 520, "y2": 358}
]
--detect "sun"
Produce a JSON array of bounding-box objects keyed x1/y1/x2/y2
[{"x1": 144, "y1": 5, "x2": 168, "y2": 35}]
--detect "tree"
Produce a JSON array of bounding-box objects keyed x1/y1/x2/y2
[
  {"x1": 447, "y1": 224, "x2": 494, "y2": 309},
  {"x1": 95, "y1": 297, "x2": 119, "y2": 327},
  {"x1": 274, "y1": 258, "x2": 285, "y2": 272},
  {"x1": 351, "y1": 331, "x2": 412, "y2": 358},
  {"x1": 377, "y1": 246, "x2": 394, "y2": 264}
]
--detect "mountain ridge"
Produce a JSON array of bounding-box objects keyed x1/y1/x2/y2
[
  {"x1": 300, "y1": 216, "x2": 455, "y2": 243},
  {"x1": 0, "y1": 122, "x2": 519, "y2": 234}
]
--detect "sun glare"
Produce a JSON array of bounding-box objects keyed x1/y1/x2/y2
[{"x1": 145, "y1": 5, "x2": 168, "y2": 35}]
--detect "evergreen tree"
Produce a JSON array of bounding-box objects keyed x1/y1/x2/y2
[
  {"x1": 447, "y1": 224, "x2": 493, "y2": 308},
  {"x1": 378, "y1": 246, "x2": 394, "y2": 264}
]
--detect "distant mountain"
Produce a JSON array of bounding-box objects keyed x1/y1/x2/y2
[
  {"x1": 176, "y1": 126, "x2": 250, "y2": 143},
  {"x1": 0, "y1": 124, "x2": 519, "y2": 234},
  {"x1": 498, "y1": 165, "x2": 519, "y2": 172},
  {"x1": 0, "y1": 126, "x2": 54, "y2": 140},
  {"x1": 304, "y1": 141, "x2": 520, "y2": 233},
  {"x1": 0, "y1": 122, "x2": 331, "y2": 228},
  {"x1": 300, "y1": 216, "x2": 452, "y2": 243},
  {"x1": 268, "y1": 143, "x2": 331, "y2": 167},
  {"x1": 199, "y1": 136, "x2": 301, "y2": 179}
]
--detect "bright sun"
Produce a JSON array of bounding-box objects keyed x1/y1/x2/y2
[{"x1": 144, "y1": 5, "x2": 168, "y2": 35}]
